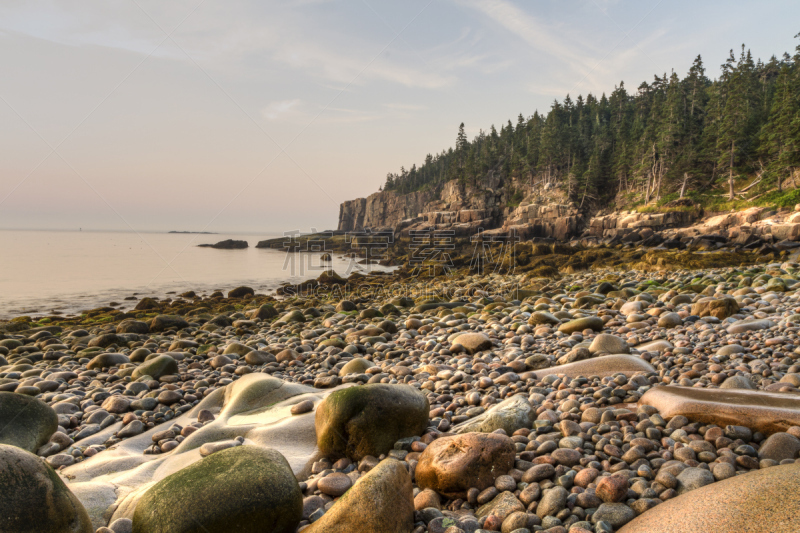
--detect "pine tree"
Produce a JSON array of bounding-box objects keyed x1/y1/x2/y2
[
  {"x1": 380, "y1": 36, "x2": 798, "y2": 207},
  {"x1": 717, "y1": 48, "x2": 748, "y2": 199}
]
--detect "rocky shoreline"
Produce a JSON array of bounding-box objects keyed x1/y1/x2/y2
[{"x1": 3, "y1": 256, "x2": 800, "y2": 532}]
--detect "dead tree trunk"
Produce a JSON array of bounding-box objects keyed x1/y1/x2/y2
[
  {"x1": 728, "y1": 140, "x2": 735, "y2": 201},
  {"x1": 680, "y1": 173, "x2": 689, "y2": 199}
]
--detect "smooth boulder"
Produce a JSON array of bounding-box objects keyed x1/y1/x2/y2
[
  {"x1": 589, "y1": 334, "x2": 629, "y2": 354},
  {"x1": 148, "y1": 315, "x2": 190, "y2": 332},
  {"x1": 619, "y1": 463, "x2": 800, "y2": 532},
  {"x1": 757, "y1": 432, "x2": 800, "y2": 462},
  {"x1": 691, "y1": 297, "x2": 739, "y2": 319},
  {"x1": 558, "y1": 317, "x2": 604, "y2": 334},
  {"x1": 533, "y1": 355, "x2": 655, "y2": 380},
  {"x1": 416, "y1": 432, "x2": 515, "y2": 498},
  {"x1": 315, "y1": 384, "x2": 429, "y2": 460},
  {"x1": 302, "y1": 458, "x2": 414, "y2": 533},
  {"x1": 0, "y1": 392, "x2": 58, "y2": 452},
  {"x1": 454, "y1": 395, "x2": 535, "y2": 435},
  {"x1": 450, "y1": 333, "x2": 493, "y2": 354},
  {"x1": 0, "y1": 444, "x2": 93, "y2": 533},
  {"x1": 639, "y1": 386, "x2": 800, "y2": 436},
  {"x1": 338, "y1": 358, "x2": 375, "y2": 376},
  {"x1": 132, "y1": 446, "x2": 302, "y2": 533},
  {"x1": 116, "y1": 320, "x2": 150, "y2": 334},
  {"x1": 131, "y1": 355, "x2": 178, "y2": 380},
  {"x1": 87, "y1": 353, "x2": 130, "y2": 370}
]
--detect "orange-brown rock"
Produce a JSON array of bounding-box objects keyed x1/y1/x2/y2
[
  {"x1": 619, "y1": 463, "x2": 800, "y2": 532},
  {"x1": 596, "y1": 474, "x2": 629, "y2": 503},
  {"x1": 415, "y1": 432, "x2": 515, "y2": 498},
  {"x1": 691, "y1": 297, "x2": 739, "y2": 319},
  {"x1": 639, "y1": 386, "x2": 800, "y2": 436}
]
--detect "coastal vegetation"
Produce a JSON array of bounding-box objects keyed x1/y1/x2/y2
[{"x1": 383, "y1": 36, "x2": 800, "y2": 212}]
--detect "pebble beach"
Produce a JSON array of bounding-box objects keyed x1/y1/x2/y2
[{"x1": 3, "y1": 257, "x2": 800, "y2": 533}]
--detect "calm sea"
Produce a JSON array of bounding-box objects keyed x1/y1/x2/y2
[{"x1": 0, "y1": 229, "x2": 390, "y2": 319}]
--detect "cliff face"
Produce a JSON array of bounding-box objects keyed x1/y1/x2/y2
[
  {"x1": 337, "y1": 176, "x2": 582, "y2": 240},
  {"x1": 337, "y1": 190, "x2": 433, "y2": 231},
  {"x1": 336, "y1": 179, "x2": 800, "y2": 248}
]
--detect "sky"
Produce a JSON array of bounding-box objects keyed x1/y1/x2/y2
[{"x1": 0, "y1": 0, "x2": 798, "y2": 234}]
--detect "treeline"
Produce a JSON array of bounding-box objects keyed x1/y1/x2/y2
[{"x1": 383, "y1": 36, "x2": 800, "y2": 208}]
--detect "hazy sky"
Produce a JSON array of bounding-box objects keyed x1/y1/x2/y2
[{"x1": 0, "y1": 0, "x2": 798, "y2": 233}]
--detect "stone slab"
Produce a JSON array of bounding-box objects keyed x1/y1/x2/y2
[
  {"x1": 639, "y1": 385, "x2": 800, "y2": 435},
  {"x1": 532, "y1": 355, "x2": 655, "y2": 379}
]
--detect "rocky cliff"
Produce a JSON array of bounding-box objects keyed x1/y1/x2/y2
[
  {"x1": 338, "y1": 176, "x2": 590, "y2": 241},
  {"x1": 337, "y1": 179, "x2": 800, "y2": 250},
  {"x1": 338, "y1": 190, "x2": 433, "y2": 232}
]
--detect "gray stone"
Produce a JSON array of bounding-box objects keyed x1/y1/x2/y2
[
  {"x1": 537, "y1": 486, "x2": 568, "y2": 518},
  {"x1": 0, "y1": 392, "x2": 58, "y2": 452},
  {"x1": 592, "y1": 503, "x2": 636, "y2": 527},
  {"x1": 589, "y1": 334, "x2": 629, "y2": 354},
  {"x1": 758, "y1": 432, "x2": 800, "y2": 463},
  {"x1": 676, "y1": 467, "x2": 715, "y2": 494},
  {"x1": 0, "y1": 444, "x2": 93, "y2": 533},
  {"x1": 454, "y1": 395, "x2": 534, "y2": 435}
]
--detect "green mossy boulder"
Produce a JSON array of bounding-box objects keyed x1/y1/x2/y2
[
  {"x1": 316, "y1": 384, "x2": 429, "y2": 460},
  {"x1": 0, "y1": 444, "x2": 93, "y2": 533},
  {"x1": 148, "y1": 315, "x2": 190, "y2": 332},
  {"x1": 132, "y1": 355, "x2": 178, "y2": 380},
  {"x1": 86, "y1": 352, "x2": 130, "y2": 370},
  {"x1": 0, "y1": 392, "x2": 58, "y2": 452},
  {"x1": 132, "y1": 446, "x2": 302, "y2": 533}
]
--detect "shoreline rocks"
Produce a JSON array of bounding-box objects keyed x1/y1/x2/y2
[{"x1": 2, "y1": 258, "x2": 800, "y2": 532}]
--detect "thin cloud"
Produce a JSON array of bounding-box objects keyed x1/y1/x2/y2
[
  {"x1": 455, "y1": 0, "x2": 594, "y2": 71},
  {"x1": 262, "y1": 99, "x2": 301, "y2": 120},
  {"x1": 384, "y1": 103, "x2": 428, "y2": 111},
  {"x1": 261, "y1": 100, "x2": 382, "y2": 124}
]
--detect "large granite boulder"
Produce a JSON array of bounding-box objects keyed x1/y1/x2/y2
[
  {"x1": 619, "y1": 463, "x2": 800, "y2": 532},
  {"x1": 315, "y1": 384, "x2": 429, "y2": 460},
  {"x1": 303, "y1": 458, "x2": 414, "y2": 533},
  {"x1": 132, "y1": 446, "x2": 302, "y2": 533},
  {"x1": 416, "y1": 432, "x2": 515, "y2": 498},
  {"x1": 0, "y1": 392, "x2": 58, "y2": 452},
  {"x1": 758, "y1": 432, "x2": 800, "y2": 462},
  {"x1": 0, "y1": 444, "x2": 93, "y2": 533}
]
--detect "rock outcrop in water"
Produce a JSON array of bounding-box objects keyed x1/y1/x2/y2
[{"x1": 198, "y1": 239, "x2": 248, "y2": 249}]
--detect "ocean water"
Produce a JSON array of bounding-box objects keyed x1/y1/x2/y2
[{"x1": 0, "y1": 229, "x2": 390, "y2": 319}]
